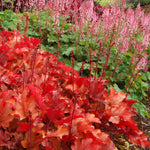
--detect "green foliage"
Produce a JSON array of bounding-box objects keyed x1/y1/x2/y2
[
  {"x1": 94, "y1": 0, "x2": 115, "y2": 6},
  {"x1": 0, "y1": 10, "x2": 18, "y2": 30},
  {"x1": 128, "y1": 0, "x2": 150, "y2": 8}
]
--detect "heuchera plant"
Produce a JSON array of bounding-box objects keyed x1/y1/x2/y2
[{"x1": 0, "y1": 30, "x2": 150, "y2": 149}]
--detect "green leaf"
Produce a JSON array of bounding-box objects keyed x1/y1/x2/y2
[
  {"x1": 133, "y1": 102, "x2": 150, "y2": 118},
  {"x1": 113, "y1": 84, "x2": 122, "y2": 92},
  {"x1": 140, "y1": 110, "x2": 150, "y2": 118},
  {"x1": 79, "y1": 41, "x2": 86, "y2": 46},
  {"x1": 60, "y1": 34, "x2": 69, "y2": 43},
  {"x1": 83, "y1": 63, "x2": 90, "y2": 69},
  {"x1": 74, "y1": 62, "x2": 82, "y2": 71},
  {"x1": 141, "y1": 82, "x2": 149, "y2": 88},
  {"x1": 127, "y1": 91, "x2": 139, "y2": 100},
  {"x1": 6, "y1": 22, "x2": 17, "y2": 30},
  {"x1": 48, "y1": 37, "x2": 57, "y2": 43},
  {"x1": 62, "y1": 47, "x2": 76, "y2": 56},
  {"x1": 41, "y1": 44, "x2": 46, "y2": 50},
  {"x1": 146, "y1": 72, "x2": 150, "y2": 81},
  {"x1": 63, "y1": 59, "x2": 72, "y2": 67}
]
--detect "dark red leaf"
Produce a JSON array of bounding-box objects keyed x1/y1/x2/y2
[{"x1": 0, "y1": 130, "x2": 12, "y2": 148}]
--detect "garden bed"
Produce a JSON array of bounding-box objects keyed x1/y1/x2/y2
[{"x1": 0, "y1": 1, "x2": 150, "y2": 149}]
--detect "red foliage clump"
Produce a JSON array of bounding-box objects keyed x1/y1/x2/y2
[{"x1": 0, "y1": 30, "x2": 150, "y2": 149}]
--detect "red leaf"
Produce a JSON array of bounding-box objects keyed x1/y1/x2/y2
[
  {"x1": 23, "y1": 36, "x2": 41, "y2": 49},
  {"x1": 46, "y1": 125, "x2": 69, "y2": 139},
  {"x1": 46, "y1": 108, "x2": 64, "y2": 121},
  {"x1": 105, "y1": 87, "x2": 126, "y2": 105},
  {"x1": 30, "y1": 37, "x2": 41, "y2": 47},
  {"x1": 0, "y1": 30, "x2": 12, "y2": 42},
  {"x1": 88, "y1": 78, "x2": 106, "y2": 102},
  {"x1": 0, "y1": 130, "x2": 12, "y2": 148},
  {"x1": 0, "y1": 100, "x2": 14, "y2": 128},
  {"x1": 56, "y1": 113, "x2": 84, "y2": 125},
  {"x1": 13, "y1": 47, "x2": 29, "y2": 55},
  {"x1": 105, "y1": 105, "x2": 134, "y2": 124},
  {"x1": 28, "y1": 84, "x2": 46, "y2": 113},
  {"x1": 9, "y1": 87, "x2": 39, "y2": 120},
  {"x1": 17, "y1": 122, "x2": 32, "y2": 132},
  {"x1": 71, "y1": 138, "x2": 100, "y2": 150},
  {"x1": 58, "y1": 63, "x2": 79, "y2": 76},
  {"x1": 0, "y1": 52, "x2": 8, "y2": 66},
  {"x1": 46, "y1": 146, "x2": 54, "y2": 150},
  {"x1": 128, "y1": 129, "x2": 150, "y2": 148}
]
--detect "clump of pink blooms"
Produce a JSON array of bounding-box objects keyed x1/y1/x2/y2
[{"x1": 14, "y1": 0, "x2": 150, "y2": 78}]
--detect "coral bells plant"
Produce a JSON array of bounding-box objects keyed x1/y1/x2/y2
[{"x1": 0, "y1": 30, "x2": 150, "y2": 149}]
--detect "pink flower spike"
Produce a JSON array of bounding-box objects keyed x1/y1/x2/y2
[
  {"x1": 120, "y1": 38, "x2": 129, "y2": 53},
  {"x1": 142, "y1": 34, "x2": 150, "y2": 49},
  {"x1": 136, "y1": 52, "x2": 147, "y2": 71}
]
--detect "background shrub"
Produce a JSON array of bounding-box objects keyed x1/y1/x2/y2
[
  {"x1": 94, "y1": 0, "x2": 116, "y2": 6},
  {"x1": 127, "y1": 0, "x2": 150, "y2": 8}
]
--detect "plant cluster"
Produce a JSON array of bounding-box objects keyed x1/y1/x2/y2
[
  {"x1": 0, "y1": 0, "x2": 46, "y2": 12},
  {"x1": 0, "y1": 0, "x2": 104, "y2": 14},
  {"x1": 0, "y1": 29, "x2": 150, "y2": 150}
]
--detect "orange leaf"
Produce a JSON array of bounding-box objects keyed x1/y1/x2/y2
[
  {"x1": 10, "y1": 87, "x2": 40, "y2": 120},
  {"x1": 85, "y1": 113, "x2": 101, "y2": 124},
  {"x1": 28, "y1": 84, "x2": 46, "y2": 113},
  {"x1": 105, "y1": 87, "x2": 126, "y2": 106},
  {"x1": 46, "y1": 125, "x2": 69, "y2": 139},
  {"x1": 0, "y1": 100, "x2": 14, "y2": 128}
]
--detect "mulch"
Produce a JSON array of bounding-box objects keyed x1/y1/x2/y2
[{"x1": 132, "y1": 98, "x2": 150, "y2": 150}]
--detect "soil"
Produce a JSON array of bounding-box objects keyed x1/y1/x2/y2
[{"x1": 132, "y1": 97, "x2": 150, "y2": 150}]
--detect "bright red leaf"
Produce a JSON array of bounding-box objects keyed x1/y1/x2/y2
[{"x1": 17, "y1": 122, "x2": 32, "y2": 132}]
